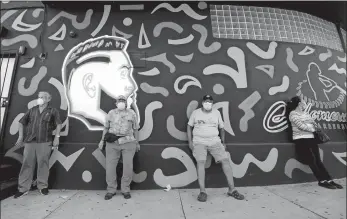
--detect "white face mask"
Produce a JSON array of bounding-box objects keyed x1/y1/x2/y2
[
  {"x1": 203, "y1": 102, "x2": 213, "y2": 111},
  {"x1": 37, "y1": 98, "x2": 44, "y2": 106},
  {"x1": 117, "y1": 102, "x2": 126, "y2": 110}
]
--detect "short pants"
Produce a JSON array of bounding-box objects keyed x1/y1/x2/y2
[{"x1": 192, "y1": 142, "x2": 228, "y2": 163}]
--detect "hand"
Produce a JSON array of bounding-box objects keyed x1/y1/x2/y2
[
  {"x1": 222, "y1": 143, "x2": 227, "y2": 149},
  {"x1": 188, "y1": 141, "x2": 193, "y2": 150},
  {"x1": 136, "y1": 141, "x2": 140, "y2": 152},
  {"x1": 98, "y1": 140, "x2": 104, "y2": 150},
  {"x1": 15, "y1": 136, "x2": 24, "y2": 148},
  {"x1": 53, "y1": 136, "x2": 60, "y2": 147}
]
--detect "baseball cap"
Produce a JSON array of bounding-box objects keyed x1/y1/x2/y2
[
  {"x1": 117, "y1": 95, "x2": 127, "y2": 101},
  {"x1": 202, "y1": 95, "x2": 213, "y2": 102}
]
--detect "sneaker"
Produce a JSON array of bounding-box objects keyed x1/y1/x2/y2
[
  {"x1": 329, "y1": 181, "x2": 343, "y2": 189},
  {"x1": 104, "y1": 193, "x2": 115, "y2": 200},
  {"x1": 318, "y1": 181, "x2": 336, "y2": 189},
  {"x1": 14, "y1": 191, "x2": 28, "y2": 199},
  {"x1": 122, "y1": 193, "x2": 131, "y2": 199},
  {"x1": 40, "y1": 188, "x2": 49, "y2": 195}
]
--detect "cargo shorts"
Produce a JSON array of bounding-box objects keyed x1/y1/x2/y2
[{"x1": 192, "y1": 141, "x2": 228, "y2": 163}]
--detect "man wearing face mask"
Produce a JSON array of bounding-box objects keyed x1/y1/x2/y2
[
  {"x1": 187, "y1": 95, "x2": 244, "y2": 202},
  {"x1": 98, "y1": 95, "x2": 140, "y2": 200},
  {"x1": 14, "y1": 92, "x2": 62, "y2": 198}
]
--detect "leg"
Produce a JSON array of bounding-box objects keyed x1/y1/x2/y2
[
  {"x1": 208, "y1": 143, "x2": 234, "y2": 191},
  {"x1": 192, "y1": 143, "x2": 208, "y2": 193},
  {"x1": 310, "y1": 142, "x2": 332, "y2": 181},
  {"x1": 120, "y1": 142, "x2": 136, "y2": 195},
  {"x1": 36, "y1": 142, "x2": 52, "y2": 190},
  {"x1": 106, "y1": 142, "x2": 121, "y2": 194},
  {"x1": 18, "y1": 143, "x2": 37, "y2": 193}
]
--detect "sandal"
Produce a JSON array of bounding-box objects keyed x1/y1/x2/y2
[
  {"x1": 197, "y1": 192, "x2": 207, "y2": 202},
  {"x1": 227, "y1": 190, "x2": 244, "y2": 200}
]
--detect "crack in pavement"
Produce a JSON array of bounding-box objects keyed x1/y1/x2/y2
[
  {"x1": 43, "y1": 191, "x2": 80, "y2": 219},
  {"x1": 262, "y1": 187, "x2": 328, "y2": 219}
]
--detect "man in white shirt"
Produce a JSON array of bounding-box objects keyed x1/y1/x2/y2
[{"x1": 187, "y1": 95, "x2": 244, "y2": 202}]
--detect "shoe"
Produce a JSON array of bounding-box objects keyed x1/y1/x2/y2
[
  {"x1": 318, "y1": 181, "x2": 336, "y2": 189},
  {"x1": 104, "y1": 193, "x2": 115, "y2": 200},
  {"x1": 122, "y1": 193, "x2": 131, "y2": 199},
  {"x1": 14, "y1": 191, "x2": 28, "y2": 199},
  {"x1": 197, "y1": 192, "x2": 207, "y2": 202},
  {"x1": 40, "y1": 188, "x2": 49, "y2": 195},
  {"x1": 329, "y1": 181, "x2": 343, "y2": 189}
]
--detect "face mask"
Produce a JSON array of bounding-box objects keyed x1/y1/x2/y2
[
  {"x1": 37, "y1": 98, "x2": 44, "y2": 106},
  {"x1": 117, "y1": 102, "x2": 126, "y2": 110},
  {"x1": 203, "y1": 102, "x2": 212, "y2": 111}
]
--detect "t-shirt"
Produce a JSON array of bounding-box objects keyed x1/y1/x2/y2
[
  {"x1": 188, "y1": 108, "x2": 224, "y2": 144},
  {"x1": 105, "y1": 108, "x2": 139, "y2": 144}
]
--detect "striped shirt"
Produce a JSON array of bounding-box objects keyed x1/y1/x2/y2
[
  {"x1": 19, "y1": 105, "x2": 62, "y2": 143},
  {"x1": 289, "y1": 110, "x2": 315, "y2": 140}
]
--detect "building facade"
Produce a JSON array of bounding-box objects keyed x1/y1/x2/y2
[{"x1": 1, "y1": 1, "x2": 346, "y2": 197}]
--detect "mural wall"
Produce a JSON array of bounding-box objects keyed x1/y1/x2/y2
[{"x1": 1, "y1": 1, "x2": 346, "y2": 190}]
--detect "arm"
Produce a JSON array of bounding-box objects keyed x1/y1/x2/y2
[
  {"x1": 187, "y1": 111, "x2": 195, "y2": 149},
  {"x1": 289, "y1": 112, "x2": 315, "y2": 132},
  {"x1": 219, "y1": 128, "x2": 225, "y2": 144},
  {"x1": 52, "y1": 109, "x2": 63, "y2": 147},
  {"x1": 187, "y1": 125, "x2": 193, "y2": 143},
  {"x1": 217, "y1": 111, "x2": 225, "y2": 144},
  {"x1": 17, "y1": 109, "x2": 31, "y2": 143}
]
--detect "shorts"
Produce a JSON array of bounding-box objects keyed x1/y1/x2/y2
[{"x1": 192, "y1": 142, "x2": 228, "y2": 163}]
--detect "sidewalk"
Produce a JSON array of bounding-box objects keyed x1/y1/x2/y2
[{"x1": 1, "y1": 178, "x2": 345, "y2": 219}]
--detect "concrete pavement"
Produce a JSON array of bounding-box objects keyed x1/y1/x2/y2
[{"x1": 1, "y1": 178, "x2": 345, "y2": 219}]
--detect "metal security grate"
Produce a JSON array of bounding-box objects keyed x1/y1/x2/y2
[
  {"x1": 0, "y1": 54, "x2": 16, "y2": 133},
  {"x1": 210, "y1": 5, "x2": 343, "y2": 51}
]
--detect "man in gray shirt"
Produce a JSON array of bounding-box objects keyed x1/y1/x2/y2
[{"x1": 187, "y1": 95, "x2": 244, "y2": 202}]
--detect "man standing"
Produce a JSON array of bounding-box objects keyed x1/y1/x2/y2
[
  {"x1": 98, "y1": 95, "x2": 140, "y2": 200},
  {"x1": 187, "y1": 95, "x2": 244, "y2": 202},
  {"x1": 14, "y1": 91, "x2": 62, "y2": 198}
]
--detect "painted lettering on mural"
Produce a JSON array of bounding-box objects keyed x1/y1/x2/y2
[{"x1": 62, "y1": 36, "x2": 139, "y2": 131}]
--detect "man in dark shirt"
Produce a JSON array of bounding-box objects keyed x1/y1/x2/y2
[{"x1": 14, "y1": 91, "x2": 62, "y2": 198}]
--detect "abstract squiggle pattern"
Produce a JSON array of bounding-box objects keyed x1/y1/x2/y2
[
  {"x1": 203, "y1": 47, "x2": 247, "y2": 88},
  {"x1": 174, "y1": 75, "x2": 202, "y2": 94},
  {"x1": 192, "y1": 24, "x2": 221, "y2": 54},
  {"x1": 139, "y1": 101, "x2": 163, "y2": 141},
  {"x1": 186, "y1": 100, "x2": 198, "y2": 119},
  {"x1": 12, "y1": 10, "x2": 42, "y2": 32},
  {"x1": 337, "y1": 54, "x2": 346, "y2": 63},
  {"x1": 154, "y1": 147, "x2": 197, "y2": 188},
  {"x1": 168, "y1": 34, "x2": 194, "y2": 45},
  {"x1": 140, "y1": 82, "x2": 169, "y2": 97},
  {"x1": 285, "y1": 148, "x2": 323, "y2": 178},
  {"x1": 54, "y1": 44, "x2": 64, "y2": 52},
  {"x1": 9, "y1": 113, "x2": 24, "y2": 135},
  {"x1": 138, "y1": 23, "x2": 151, "y2": 49},
  {"x1": 227, "y1": 148, "x2": 278, "y2": 178},
  {"x1": 319, "y1": 49, "x2": 332, "y2": 61},
  {"x1": 138, "y1": 67, "x2": 160, "y2": 76},
  {"x1": 48, "y1": 24, "x2": 66, "y2": 41},
  {"x1": 48, "y1": 77, "x2": 68, "y2": 110},
  {"x1": 2, "y1": 34, "x2": 38, "y2": 48},
  {"x1": 332, "y1": 151, "x2": 347, "y2": 166},
  {"x1": 246, "y1": 41, "x2": 277, "y2": 59},
  {"x1": 263, "y1": 101, "x2": 288, "y2": 133},
  {"x1": 1, "y1": 10, "x2": 17, "y2": 23},
  {"x1": 153, "y1": 22, "x2": 183, "y2": 37},
  {"x1": 112, "y1": 26, "x2": 133, "y2": 39},
  {"x1": 18, "y1": 66, "x2": 47, "y2": 96},
  {"x1": 49, "y1": 148, "x2": 85, "y2": 171},
  {"x1": 174, "y1": 53, "x2": 194, "y2": 63},
  {"x1": 48, "y1": 10, "x2": 93, "y2": 29},
  {"x1": 213, "y1": 84, "x2": 224, "y2": 95},
  {"x1": 120, "y1": 4, "x2": 144, "y2": 10},
  {"x1": 20, "y1": 58, "x2": 35, "y2": 68},
  {"x1": 53, "y1": 118, "x2": 69, "y2": 136},
  {"x1": 167, "y1": 115, "x2": 187, "y2": 141},
  {"x1": 32, "y1": 8, "x2": 43, "y2": 18},
  {"x1": 91, "y1": 5, "x2": 111, "y2": 37},
  {"x1": 255, "y1": 65, "x2": 274, "y2": 78},
  {"x1": 269, "y1": 76, "x2": 290, "y2": 95},
  {"x1": 328, "y1": 63, "x2": 346, "y2": 75},
  {"x1": 238, "y1": 91, "x2": 261, "y2": 132},
  {"x1": 151, "y1": 3, "x2": 207, "y2": 20},
  {"x1": 286, "y1": 48, "x2": 299, "y2": 72},
  {"x1": 141, "y1": 53, "x2": 175, "y2": 73},
  {"x1": 213, "y1": 102, "x2": 235, "y2": 136},
  {"x1": 298, "y1": 46, "x2": 315, "y2": 55}
]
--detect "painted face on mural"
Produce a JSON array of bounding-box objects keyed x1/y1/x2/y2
[{"x1": 62, "y1": 36, "x2": 139, "y2": 130}]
